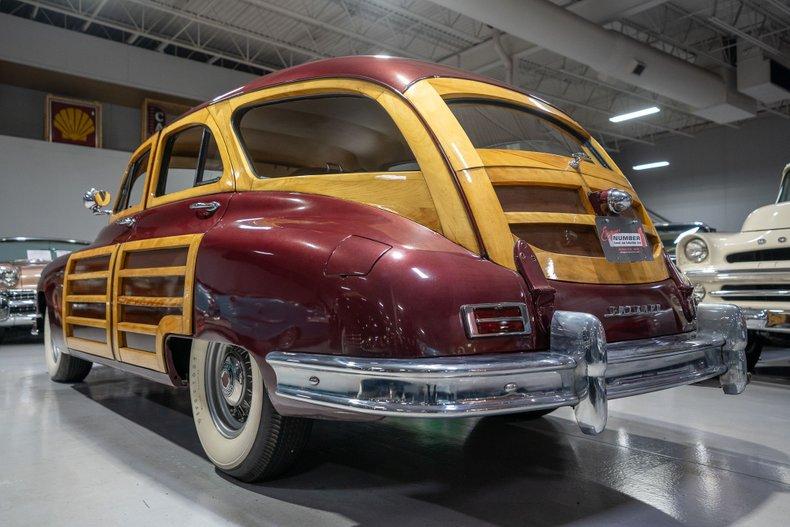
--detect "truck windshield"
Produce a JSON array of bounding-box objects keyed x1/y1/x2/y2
[
  {"x1": 0, "y1": 240, "x2": 87, "y2": 263},
  {"x1": 446, "y1": 99, "x2": 608, "y2": 168},
  {"x1": 777, "y1": 173, "x2": 790, "y2": 203}
]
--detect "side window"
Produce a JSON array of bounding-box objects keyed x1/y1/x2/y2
[
  {"x1": 235, "y1": 95, "x2": 418, "y2": 178},
  {"x1": 156, "y1": 125, "x2": 224, "y2": 196},
  {"x1": 115, "y1": 149, "x2": 150, "y2": 212}
]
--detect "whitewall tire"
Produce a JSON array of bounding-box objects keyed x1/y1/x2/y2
[
  {"x1": 44, "y1": 310, "x2": 92, "y2": 382},
  {"x1": 189, "y1": 341, "x2": 312, "y2": 481}
]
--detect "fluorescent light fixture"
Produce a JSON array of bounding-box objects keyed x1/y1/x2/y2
[
  {"x1": 633, "y1": 161, "x2": 669, "y2": 171},
  {"x1": 609, "y1": 106, "x2": 660, "y2": 123}
]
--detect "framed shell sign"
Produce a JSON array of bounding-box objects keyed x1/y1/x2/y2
[{"x1": 45, "y1": 95, "x2": 102, "y2": 148}]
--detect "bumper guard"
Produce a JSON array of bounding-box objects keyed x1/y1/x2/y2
[{"x1": 266, "y1": 303, "x2": 747, "y2": 435}]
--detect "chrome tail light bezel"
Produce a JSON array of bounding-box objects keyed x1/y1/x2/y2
[{"x1": 461, "y1": 302, "x2": 532, "y2": 338}]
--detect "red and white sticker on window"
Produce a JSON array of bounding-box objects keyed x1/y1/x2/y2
[{"x1": 595, "y1": 217, "x2": 653, "y2": 262}]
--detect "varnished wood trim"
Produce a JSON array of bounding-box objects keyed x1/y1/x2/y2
[
  {"x1": 110, "y1": 134, "x2": 159, "y2": 223},
  {"x1": 146, "y1": 107, "x2": 235, "y2": 209},
  {"x1": 66, "y1": 294, "x2": 108, "y2": 303},
  {"x1": 66, "y1": 271, "x2": 109, "y2": 280},
  {"x1": 250, "y1": 171, "x2": 442, "y2": 233},
  {"x1": 531, "y1": 244, "x2": 668, "y2": 284},
  {"x1": 117, "y1": 322, "x2": 158, "y2": 335},
  {"x1": 62, "y1": 245, "x2": 118, "y2": 360},
  {"x1": 505, "y1": 212, "x2": 597, "y2": 226},
  {"x1": 213, "y1": 78, "x2": 479, "y2": 255},
  {"x1": 66, "y1": 337, "x2": 113, "y2": 359},
  {"x1": 117, "y1": 295, "x2": 183, "y2": 307},
  {"x1": 117, "y1": 347, "x2": 160, "y2": 371},
  {"x1": 66, "y1": 316, "x2": 108, "y2": 329},
  {"x1": 117, "y1": 266, "x2": 187, "y2": 277},
  {"x1": 112, "y1": 234, "x2": 202, "y2": 372}
]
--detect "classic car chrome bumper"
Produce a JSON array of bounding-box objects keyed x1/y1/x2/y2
[
  {"x1": 266, "y1": 304, "x2": 747, "y2": 435},
  {"x1": 739, "y1": 308, "x2": 790, "y2": 333},
  {"x1": 0, "y1": 289, "x2": 38, "y2": 328}
]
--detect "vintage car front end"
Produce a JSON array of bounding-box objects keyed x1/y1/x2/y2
[
  {"x1": 677, "y1": 164, "x2": 790, "y2": 369},
  {"x1": 0, "y1": 261, "x2": 44, "y2": 334},
  {"x1": 1, "y1": 238, "x2": 87, "y2": 337}
]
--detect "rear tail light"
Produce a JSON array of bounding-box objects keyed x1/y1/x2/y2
[{"x1": 461, "y1": 303, "x2": 531, "y2": 338}]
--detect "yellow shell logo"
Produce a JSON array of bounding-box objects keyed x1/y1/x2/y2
[{"x1": 53, "y1": 107, "x2": 95, "y2": 142}]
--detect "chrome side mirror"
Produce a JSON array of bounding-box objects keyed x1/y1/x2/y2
[{"x1": 83, "y1": 188, "x2": 112, "y2": 216}]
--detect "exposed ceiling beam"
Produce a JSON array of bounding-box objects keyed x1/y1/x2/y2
[
  {"x1": 707, "y1": 16, "x2": 783, "y2": 56},
  {"x1": 16, "y1": 0, "x2": 279, "y2": 72},
  {"x1": 81, "y1": 0, "x2": 108, "y2": 31},
  {"x1": 238, "y1": 0, "x2": 426, "y2": 59},
  {"x1": 124, "y1": 0, "x2": 327, "y2": 61}
]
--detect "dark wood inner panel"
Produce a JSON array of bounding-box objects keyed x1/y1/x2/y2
[
  {"x1": 124, "y1": 248, "x2": 188, "y2": 269},
  {"x1": 121, "y1": 276, "x2": 185, "y2": 297},
  {"x1": 495, "y1": 185, "x2": 586, "y2": 213}
]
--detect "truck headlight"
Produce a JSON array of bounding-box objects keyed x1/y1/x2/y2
[
  {"x1": 0, "y1": 265, "x2": 19, "y2": 287},
  {"x1": 684, "y1": 238, "x2": 708, "y2": 263}
]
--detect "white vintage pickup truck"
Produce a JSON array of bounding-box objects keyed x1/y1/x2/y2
[{"x1": 678, "y1": 163, "x2": 790, "y2": 371}]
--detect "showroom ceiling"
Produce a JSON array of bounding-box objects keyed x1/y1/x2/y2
[{"x1": 2, "y1": 0, "x2": 789, "y2": 150}]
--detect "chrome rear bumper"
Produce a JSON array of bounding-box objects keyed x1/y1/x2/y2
[{"x1": 266, "y1": 303, "x2": 747, "y2": 435}]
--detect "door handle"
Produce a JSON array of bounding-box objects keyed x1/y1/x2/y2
[
  {"x1": 189, "y1": 201, "x2": 221, "y2": 214},
  {"x1": 117, "y1": 217, "x2": 136, "y2": 227}
]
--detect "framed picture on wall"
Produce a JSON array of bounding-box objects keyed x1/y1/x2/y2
[
  {"x1": 141, "y1": 98, "x2": 191, "y2": 141},
  {"x1": 45, "y1": 95, "x2": 102, "y2": 148}
]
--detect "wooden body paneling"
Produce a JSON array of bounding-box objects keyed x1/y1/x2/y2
[
  {"x1": 112, "y1": 234, "x2": 202, "y2": 372},
  {"x1": 62, "y1": 245, "x2": 118, "y2": 359}
]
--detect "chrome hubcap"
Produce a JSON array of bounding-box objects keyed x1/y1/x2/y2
[
  {"x1": 205, "y1": 344, "x2": 253, "y2": 439},
  {"x1": 220, "y1": 355, "x2": 246, "y2": 406}
]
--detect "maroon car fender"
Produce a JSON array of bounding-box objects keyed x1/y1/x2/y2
[{"x1": 192, "y1": 191, "x2": 539, "y2": 362}]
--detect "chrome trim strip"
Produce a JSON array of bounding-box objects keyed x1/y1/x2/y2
[
  {"x1": 266, "y1": 304, "x2": 747, "y2": 435},
  {"x1": 66, "y1": 348, "x2": 177, "y2": 387},
  {"x1": 0, "y1": 236, "x2": 90, "y2": 245},
  {"x1": 685, "y1": 268, "x2": 790, "y2": 282},
  {"x1": 709, "y1": 289, "x2": 790, "y2": 297}
]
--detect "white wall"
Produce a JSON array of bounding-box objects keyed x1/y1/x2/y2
[
  {"x1": 614, "y1": 114, "x2": 790, "y2": 232},
  {"x1": 0, "y1": 135, "x2": 130, "y2": 241}
]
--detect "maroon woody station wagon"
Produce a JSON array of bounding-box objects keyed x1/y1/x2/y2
[{"x1": 39, "y1": 56, "x2": 748, "y2": 481}]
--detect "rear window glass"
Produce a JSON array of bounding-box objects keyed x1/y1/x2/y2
[
  {"x1": 447, "y1": 99, "x2": 608, "y2": 168},
  {"x1": 235, "y1": 95, "x2": 417, "y2": 178}
]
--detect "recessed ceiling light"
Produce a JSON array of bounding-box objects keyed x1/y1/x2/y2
[
  {"x1": 633, "y1": 161, "x2": 670, "y2": 171},
  {"x1": 609, "y1": 106, "x2": 660, "y2": 123}
]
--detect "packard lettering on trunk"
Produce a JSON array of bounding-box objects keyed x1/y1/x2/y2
[{"x1": 604, "y1": 304, "x2": 662, "y2": 318}]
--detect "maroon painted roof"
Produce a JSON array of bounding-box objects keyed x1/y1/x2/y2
[
  {"x1": 194, "y1": 55, "x2": 554, "y2": 113},
  {"x1": 237, "y1": 55, "x2": 504, "y2": 94}
]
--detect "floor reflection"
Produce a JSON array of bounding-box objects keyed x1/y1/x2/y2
[{"x1": 67, "y1": 364, "x2": 789, "y2": 527}]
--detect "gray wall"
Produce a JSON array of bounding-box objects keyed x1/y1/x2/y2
[
  {"x1": 614, "y1": 114, "x2": 790, "y2": 232},
  {"x1": 0, "y1": 135, "x2": 130, "y2": 241},
  {"x1": 0, "y1": 13, "x2": 254, "y2": 104},
  {"x1": 0, "y1": 83, "x2": 141, "y2": 152}
]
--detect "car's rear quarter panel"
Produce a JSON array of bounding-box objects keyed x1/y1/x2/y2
[{"x1": 193, "y1": 191, "x2": 537, "y2": 360}]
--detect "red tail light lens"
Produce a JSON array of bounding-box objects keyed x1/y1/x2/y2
[{"x1": 461, "y1": 303, "x2": 531, "y2": 338}]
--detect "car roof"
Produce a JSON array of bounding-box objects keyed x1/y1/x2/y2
[{"x1": 190, "y1": 55, "x2": 563, "y2": 116}]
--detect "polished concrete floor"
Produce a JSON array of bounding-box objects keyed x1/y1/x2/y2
[{"x1": 1, "y1": 336, "x2": 789, "y2": 526}]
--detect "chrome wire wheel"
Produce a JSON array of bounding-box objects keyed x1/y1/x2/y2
[{"x1": 205, "y1": 343, "x2": 254, "y2": 439}]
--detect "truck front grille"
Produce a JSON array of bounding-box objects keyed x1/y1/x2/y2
[
  {"x1": 726, "y1": 247, "x2": 790, "y2": 263},
  {"x1": 713, "y1": 284, "x2": 790, "y2": 302}
]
